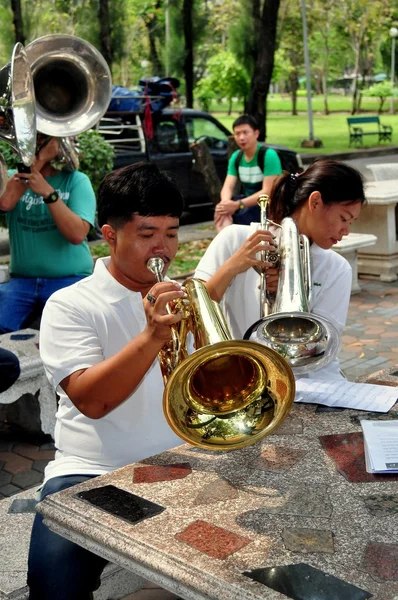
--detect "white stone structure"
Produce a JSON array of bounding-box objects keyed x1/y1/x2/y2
[
  {"x1": 332, "y1": 232, "x2": 377, "y2": 294},
  {"x1": 349, "y1": 180, "x2": 398, "y2": 282}
]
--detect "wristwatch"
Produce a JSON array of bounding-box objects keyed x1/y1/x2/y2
[
  {"x1": 44, "y1": 190, "x2": 59, "y2": 204},
  {"x1": 238, "y1": 201, "x2": 245, "y2": 211}
]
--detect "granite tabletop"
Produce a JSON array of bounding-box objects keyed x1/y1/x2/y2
[{"x1": 38, "y1": 395, "x2": 398, "y2": 600}]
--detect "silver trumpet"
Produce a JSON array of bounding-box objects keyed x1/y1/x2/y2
[{"x1": 244, "y1": 195, "x2": 340, "y2": 375}]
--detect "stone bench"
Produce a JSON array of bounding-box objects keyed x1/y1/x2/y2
[
  {"x1": 0, "y1": 488, "x2": 146, "y2": 599},
  {"x1": 0, "y1": 330, "x2": 56, "y2": 438},
  {"x1": 332, "y1": 232, "x2": 377, "y2": 294}
]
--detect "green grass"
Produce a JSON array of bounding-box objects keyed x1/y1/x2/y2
[
  {"x1": 215, "y1": 110, "x2": 398, "y2": 154},
  {"x1": 90, "y1": 239, "x2": 212, "y2": 279},
  {"x1": 205, "y1": 93, "x2": 390, "y2": 114}
]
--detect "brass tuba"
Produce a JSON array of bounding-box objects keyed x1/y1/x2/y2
[
  {"x1": 147, "y1": 257, "x2": 295, "y2": 451},
  {"x1": 24, "y1": 34, "x2": 112, "y2": 170},
  {"x1": 244, "y1": 195, "x2": 340, "y2": 375},
  {"x1": 0, "y1": 42, "x2": 37, "y2": 194}
]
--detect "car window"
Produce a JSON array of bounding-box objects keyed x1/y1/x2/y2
[
  {"x1": 186, "y1": 117, "x2": 229, "y2": 150},
  {"x1": 153, "y1": 120, "x2": 182, "y2": 153}
]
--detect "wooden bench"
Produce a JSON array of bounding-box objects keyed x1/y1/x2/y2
[
  {"x1": 0, "y1": 329, "x2": 57, "y2": 438},
  {"x1": 0, "y1": 488, "x2": 146, "y2": 599},
  {"x1": 347, "y1": 116, "x2": 393, "y2": 146}
]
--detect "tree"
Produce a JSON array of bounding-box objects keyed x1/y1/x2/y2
[
  {"x1": 10, "y1": 0, "x2": 25, "y2": 44},
  {"x1": 366, "y1": 81, "x2": 395, "y2": 113},
  {"x1": 232, "y1": 0, "x2": 281, "y2": 140},
  {"x1": 183, "y1": 0, "x2": 194, "y2": 106},
  {"x1": 194, "y1": 51, "x2": 249, "y2": 112},
  {"x1": 98, "y1": 0, "x2": 113, "y2": 68}
]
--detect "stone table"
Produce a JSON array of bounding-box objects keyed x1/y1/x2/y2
[
  {"x1": 37, "y1": 397, "x2": 398, "y2": 600},
  {"x1": 350, "y1": 180, "x2": 398, "y2": 282}
]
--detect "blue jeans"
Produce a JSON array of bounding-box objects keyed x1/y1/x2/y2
[
  {"x1": 28, "y1": 474, "x2": 108, "y2": 600},
  {"x1": 0, "y1": 276, "x2": 84, "y2": 333}
]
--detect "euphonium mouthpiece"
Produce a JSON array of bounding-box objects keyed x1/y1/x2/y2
[{"x1": 147, "y1": 257, "x2": 165, "y2": 281}]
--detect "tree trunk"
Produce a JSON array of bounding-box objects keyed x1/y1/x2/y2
[
  {"x1": 289, "y1": 72, "x2": 298, "y2": 116},
  {"x1": 98, "y1": 0, "x2": 113, "y2": 70},
  {"x1": 322, "y1": 73, "x2": 329, "y2": 115},
  {"x1": 10, "y1": 0, "x2": 25, "y2": 45},
  {"x1": 183, "y1": 0, "x2": 194, "y2": 108},
  {"x1": 246, "y1": 0, "x2": 280, "y2": 141},
  {"x1": 191, "y1": 140, "x2": 221, "y2": 206}
]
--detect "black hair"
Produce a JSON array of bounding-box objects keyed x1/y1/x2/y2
[
  {"x1": 232, "y1": 114, "x2": 259, "y2": 131},
  {"x1": 269, "y1": 159, "x2": 366, "y2": 223},
  {"x1": 97, "y1": 162, "x2": 184, "y2": 228}
]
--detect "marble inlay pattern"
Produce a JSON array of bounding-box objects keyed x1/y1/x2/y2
[
  {"x1": 319, "y1": 431, "x2": 398, "y2": 482},
  {"x1": 250, "y1": 445, "x2": 306, "y2": 472},
  {"x1": 364, "y1": 494, "x2": 398, "y2": 517},
  {"x1": 243, "y1": 563, "x2": 373, "y2": 600},
  {"x1": 37, "y1": 401, "x2": 398, "y2": 600},
  {"x1": 175, "y1": 519, "x2": 251, "y2": 559},
  {"x1": 281, "y1": 527, "x2": 335, "y2": 554},
  {"x1": 362, "y1": 542, "x2": 398, "y2": 582},
  {"x1": 133, "y1": 462, "x2": 192, "y2": 483},
  {"x1": 193, "y1": 478, "x2": 238, "y2": 505}
]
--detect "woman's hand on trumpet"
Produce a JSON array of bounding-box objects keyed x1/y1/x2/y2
[
  {"x1": 144, "y1": 281, "x2": 187, "y2": 344},
  {"x1": 226, "y1": 229, "x2": 278, "y2": 276}
]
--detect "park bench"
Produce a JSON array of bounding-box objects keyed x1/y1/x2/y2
[
  {"x1": 0, "y1": 329, "x2": 57, "y2": 439},
  {"x1": 347, "y1": 116, "x2": 393, "y2": 146},
  {"x1": 0, "y1": 488, "x2": 146, "y2": 599}
]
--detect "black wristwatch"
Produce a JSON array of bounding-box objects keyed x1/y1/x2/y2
[
  {"x1": 238, "y1": 201, "x2": 245, "y2": 211},
  {"x1": 44, "y1": 190, "x2": 59, "y2": 204}
]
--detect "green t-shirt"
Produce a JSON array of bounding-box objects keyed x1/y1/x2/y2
[
  {"x1": 6, "y1": 170, "x2": 96, "y2": 278},
  {"x1": 227, "y1": 144, "x2": 282, "y2": 197}
]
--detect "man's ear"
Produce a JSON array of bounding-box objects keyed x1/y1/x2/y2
[
  {"x1": 308, "y1": 191, "x2": 322, "y2": 213},
  {"x1": 102, "y1": 224, "x2": 116, "y2": 248}
]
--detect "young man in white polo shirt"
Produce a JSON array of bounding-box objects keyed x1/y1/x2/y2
[{"x1": 27, "y1": 162, "x2": 185, "y2": 600}]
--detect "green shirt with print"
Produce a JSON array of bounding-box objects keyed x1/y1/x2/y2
[
  {"x1": 6, "y1": 170, "x2": 95, "y2": 278},
  {"x1": 227, "y1": 144, "x2": 282, "y2": 197}
]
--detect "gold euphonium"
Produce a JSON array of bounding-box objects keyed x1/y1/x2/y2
[
  {"x1": 147, "y1": 257, "x2": 295, "y2": 451},
  {"x1": 244, "y1": 195, "x2": 340, "y2": 375}
]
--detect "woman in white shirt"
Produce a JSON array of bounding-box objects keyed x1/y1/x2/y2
[{"x1": 195, "y1": 159, "x2": 366, "y2": 380}]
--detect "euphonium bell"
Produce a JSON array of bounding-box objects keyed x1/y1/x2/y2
[
  {"x1": 25, "y1": 34, "x2": 112, "y2": 138},
  {"x1": 0, "y1": 42, "x2": 37, "y2": 167},
  {"x1": 244, "y1": 196, "x2": 340, "y2": 375},
  {"x1": 147, "y1": 257, "x2": 295, "y2": 451}
]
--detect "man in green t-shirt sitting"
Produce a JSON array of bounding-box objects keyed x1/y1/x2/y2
[
  {"x1": 0, "y1": 136, "x2": 96, "y2": 333},
  {"x1": 214, "y1": 115, "x2": 282, "y2": 232}
]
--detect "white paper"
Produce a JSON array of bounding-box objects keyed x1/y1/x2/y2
[
  {"x1": 361, "y1": 420, "x2": 398, "y2": 473},
  {"x1": 294, "y1": 378, "x2": 398, "y2": 413}
]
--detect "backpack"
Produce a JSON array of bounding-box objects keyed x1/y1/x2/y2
[{"x1": 234, "y1": 145, "x2": 267, "y2": 174}]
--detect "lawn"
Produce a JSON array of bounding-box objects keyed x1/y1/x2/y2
[
  {"x1": 216, "y1": 111, "x2": 398, "y2": 155},
  {"x1": 212, "y1": 93, "x2": 398, "y2": 154},
  {"x1": 90, "y1": 239, "x2": 213, "y2": 280}
]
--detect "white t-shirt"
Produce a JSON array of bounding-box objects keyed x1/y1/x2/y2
[
  {"x1": 195, "y1": 224, "x2": 352, "y2": 380},
  {"x1": 40, "y1": 257, "x2": 182, "y2": 483}
]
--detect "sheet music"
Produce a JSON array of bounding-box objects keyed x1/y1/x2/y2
[
  {"x1": 361, "y1": 420, "x2": 398, "y2": 473},
  {"x1": 295, "y1": 378, "x2": 397, "y2": 413}
]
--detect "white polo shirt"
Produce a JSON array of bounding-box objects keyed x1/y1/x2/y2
[
  {"x1": 40, "y1": 257, "x2": 182, "y2": 483},
  {"x1": 195, "y1": 224, "x2": 352, "y2": 380}
]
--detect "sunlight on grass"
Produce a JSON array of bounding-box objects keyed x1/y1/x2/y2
[{"x1": 90, "y1": 239, "x2": 212, "y2": 279}]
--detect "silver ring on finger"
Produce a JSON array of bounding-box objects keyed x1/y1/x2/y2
[{"x1": 147, "y1": 292, "x2": 157, "y2": 305}]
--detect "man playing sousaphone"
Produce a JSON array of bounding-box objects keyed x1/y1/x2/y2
[{"x1": 0, "y1": 133, "x2": 96, "y2": 332}]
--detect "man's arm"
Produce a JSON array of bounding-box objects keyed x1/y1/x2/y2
[
  {"x1": 55, "y1": 282, "x2": 186, "y2": 419},
  {"x1": 215, "y1": 175, "x2": 240, "y2": 216}
]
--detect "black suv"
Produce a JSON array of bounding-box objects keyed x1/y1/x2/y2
[{"x1": 98, "y1": 108, "x2": 303, "y2": 214}]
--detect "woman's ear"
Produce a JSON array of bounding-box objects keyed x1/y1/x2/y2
[
  {"x1": 308, "y1": 191, "x2": 322, "y2": 213},
  {"x1": 101, "y1": 224, "x2": 116, "y2": 248}
]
